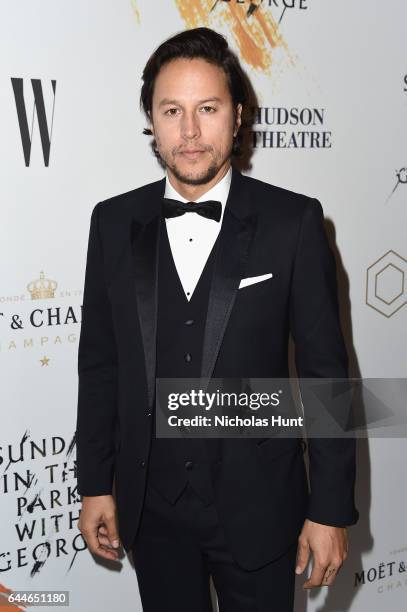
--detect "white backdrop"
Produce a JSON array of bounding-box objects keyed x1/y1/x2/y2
[{"x1": 1, "y1": 1, "x2": 406, "y2": 610}]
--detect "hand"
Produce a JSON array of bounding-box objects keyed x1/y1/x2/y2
[
  {"x1": 295, "y1": 519, "x2": 348, "y2": 589},
  {"x1": 78, "y1": 495, "x2": 121, "y2": 561}
]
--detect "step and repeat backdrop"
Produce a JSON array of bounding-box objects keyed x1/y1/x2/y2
[{"x1": 1, "y1": 1, "x2": 406, "y2": 611}]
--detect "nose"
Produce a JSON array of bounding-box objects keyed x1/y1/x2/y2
[{"x1": 180, "y1": 110, "x2": 201, "y2": 141}]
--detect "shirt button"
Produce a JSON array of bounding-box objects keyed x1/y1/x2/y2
[
  {"x1": 185, "y1": 460, "x2": 194, "y2": 470},
  {"x1": 185, "y1": 319, "x2": 194, "y2": 326},
  {"x1": 184, "y1": 352, "x2": 192, "y2": 363}
]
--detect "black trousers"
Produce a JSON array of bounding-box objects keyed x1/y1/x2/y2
[{"x1": 132, "y1": 481, "x2": 297, "y2": 611}]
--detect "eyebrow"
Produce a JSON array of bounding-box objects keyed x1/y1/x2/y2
[{"x1": 158, "y1": 97, "x2": 223, "y2": 108}]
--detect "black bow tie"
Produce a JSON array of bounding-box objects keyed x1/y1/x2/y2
[{"x1": 162, "y1": 198, "x2": 222, "y2": 222}]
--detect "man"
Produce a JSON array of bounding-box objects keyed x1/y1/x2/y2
[{"x1": 76, "y1": 27, "x2": 358, "y2": 612}]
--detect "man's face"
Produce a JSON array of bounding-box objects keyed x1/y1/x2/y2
[{"x1": 149, "y1": 58, "x2": 242, "y2": 186}]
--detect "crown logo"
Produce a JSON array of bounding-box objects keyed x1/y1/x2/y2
[{"x1": 27, "y1": 271, "x2": 58, "y2": 300}]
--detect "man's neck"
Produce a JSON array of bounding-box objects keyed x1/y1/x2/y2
[{"x1": 166, "y1": 162, "x2": 231, "y2": 201}]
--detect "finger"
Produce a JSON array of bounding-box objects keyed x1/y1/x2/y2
[
  {"x1": 105, "y1": 513, "x2": 120, "y2": 549},
  {"x1": 93, "y1": 542, "x2": 120, "y2": 561},
  {"x1": 321, "y1": 566, "x2": 339, "y2": 587},
  {"x1": 97, "y1": 532, "x2": 113, "y2": 547},
  {"x1": 98, "y1": 523, "x2": 109, "y2": 540},
  {"x1": 81, "y1": 524, "x2": 120, "y2": 561},
  {"x1": 323, "y1": 556, "x2": 344, "y2": 585},
  {"x1": 303, "y1": 562, "x2": 328, "y2": 589},
  {"x1": 295, "y1": 539, "x2": 310, "y2": 575},
  {"x1": 97, "y1": 525, "x2": 119, "y2": 550}
]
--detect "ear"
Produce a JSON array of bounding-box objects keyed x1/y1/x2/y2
[{"x1": 234, "y1": 103, "x2": 242, "y2": 136}]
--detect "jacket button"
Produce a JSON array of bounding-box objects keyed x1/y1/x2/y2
[
  {"x1": 185, "y1": 460, "x2": 194, "y2": 470},
  {"x1": 185, "y1": 319, "x2": 194, "y2": 326},
  {"x1": 184, "y1": 352, "x2": 192, "y2": 362},
  {"x1": 146, "y1": 412, "x2": 152, "y2": 417},
  {"x1": 140, "y1": 460, "x2": 146, "y2": 468}
]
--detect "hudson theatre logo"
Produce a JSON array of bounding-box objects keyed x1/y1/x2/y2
[{"x1": 252, "y1": 106, "x2": 331, "y2": 149}]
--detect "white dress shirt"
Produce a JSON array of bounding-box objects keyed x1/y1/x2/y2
[{"x1": 163, "y1": 166, "x2": 232, "y2": 301}]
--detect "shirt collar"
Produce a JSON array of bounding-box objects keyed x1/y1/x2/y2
[{"x1": 164, "y1": 166, "x2": 232, "y2": 212}]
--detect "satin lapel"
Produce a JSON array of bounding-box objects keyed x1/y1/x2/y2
[
  {"x1": 130, "y1": 179, "x2": 164, "y2": 410},
  {"x1": 200, "y1": 168, "x2": 257, "y2": 381}
]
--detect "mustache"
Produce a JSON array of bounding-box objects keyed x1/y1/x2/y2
[{"x1": 173, "y1": 145, "x2": 212, "y2": 154}]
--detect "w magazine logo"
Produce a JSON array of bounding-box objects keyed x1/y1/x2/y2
[{"x1": 11, "y1": 78, "x2": 57, "y2": 167}]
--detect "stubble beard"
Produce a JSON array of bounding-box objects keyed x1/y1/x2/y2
[
  {"x1": 168, "y1": 158, "x2": 220, "y2": 185},
  {"x1": 159, "y1": 144, "x2": 231, "y2": 186}
]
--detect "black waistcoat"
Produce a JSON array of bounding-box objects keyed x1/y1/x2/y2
[{"x1": 148, "y1": 215, "x2": 219, "y2": 506}]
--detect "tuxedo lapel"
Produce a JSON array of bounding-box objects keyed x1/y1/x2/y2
[
  {"x1": 130, "y1": 178, "x2": 164, "y2": 410},
  {"x1": 130, "y1": 167, "x2": 257, "y2": 409},
  {"x1": 200, "y1": 168, "x2": 257, "y2": 380}
]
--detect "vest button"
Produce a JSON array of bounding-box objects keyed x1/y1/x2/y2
[
  {"x1": 185, "y1": 460, "x2": 194, "y2": 470},
  {"x1": 185, "y1": 319, "x2": 194, "y2": 326},
  {"x1": 184, "y1": 352, "x2": 192, "y2": 362}
]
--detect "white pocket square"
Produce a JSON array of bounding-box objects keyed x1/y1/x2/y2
[{"x1": 238, "y1": 273, "x2": 273, "y2": 289}]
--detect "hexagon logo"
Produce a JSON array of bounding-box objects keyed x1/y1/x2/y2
[{"x1": 366, "y1": 250, "x2": 407, "y2": 317}]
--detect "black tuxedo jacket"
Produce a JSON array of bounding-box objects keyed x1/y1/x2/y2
[{"x1": 76, "y1": 166, "x2": 359, "y2": 570}]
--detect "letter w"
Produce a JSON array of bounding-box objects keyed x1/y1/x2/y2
[{"x1": 11, "y1": 78, "x2": 57, "y2": 167}]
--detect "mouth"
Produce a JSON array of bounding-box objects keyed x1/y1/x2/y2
[{"x1": 179, "y1": 150, "x2": 206, "y2": 160}]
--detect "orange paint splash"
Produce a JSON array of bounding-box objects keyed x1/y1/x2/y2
[
  {"x1": 0, "y1": 583, "x2": 26, "y2": 611},
  {"x1": 130, "y1": 0, "x2": 141, "y2": 24},
  {"x1": 174, "y1": 0, "x2": 292, "y2": 73},
  {"x1": 176, "y1": 0, "x2": 210, "y2": 26}
]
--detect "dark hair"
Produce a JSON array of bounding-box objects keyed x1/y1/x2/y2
[{"x1": 140, "y1": 27, "x2": 250, "y2": 160}]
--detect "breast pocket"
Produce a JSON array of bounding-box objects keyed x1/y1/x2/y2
[
  {"x1": 238, "y1": 272, "x2": 273, "y2": 289},
  {"x1": 236, "y1": 273, "x2": 275, "y2": 300}
]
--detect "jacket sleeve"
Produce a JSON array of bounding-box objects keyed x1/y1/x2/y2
[
  {"x1": 289, "y1": 197, "x2": 359, "y2": 527},
  {"x1": 75, "y1": 202, "x2": 118, "y2": 496}
]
